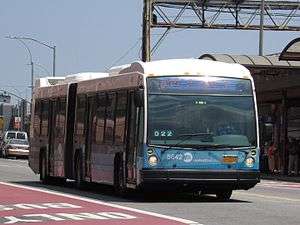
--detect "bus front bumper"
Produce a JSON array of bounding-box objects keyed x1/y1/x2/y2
[{"x1": 140, "y1": 169, "x2": 260, "y2": 191}]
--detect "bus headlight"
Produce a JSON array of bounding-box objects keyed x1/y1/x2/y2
[
  {"x1": 245, "y1": 157, "x2": 255, "y2": 167},
  {"x1": 148, "y1": 155, "x2": 158, "y2": 166}
]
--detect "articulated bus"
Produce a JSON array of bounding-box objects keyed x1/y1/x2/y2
[{"x1": 29, "y1": 59, "x2": 260, "y2": 200}]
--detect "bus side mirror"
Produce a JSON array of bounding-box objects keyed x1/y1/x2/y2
[{"x1": 134, "y1": 89, "x2": 144, "y2": 107}]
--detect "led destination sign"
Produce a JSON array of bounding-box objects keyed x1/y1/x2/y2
[{"x1": 147, "y1": 76, "x2": 252, "y2": 95}]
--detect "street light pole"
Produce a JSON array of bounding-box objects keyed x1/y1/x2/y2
[
  {"x1": 15, "y1": 37, "x2": 56, "y2": 77},
  {"x1": 5, "y1": 36, "x2": 34, "y2": 100},
  {"x1": 6, "y1": 36, "x2": 56, "y2": 77},
  {"x1": 53, "y1": 45, "x2": 56, "y2": 77}
]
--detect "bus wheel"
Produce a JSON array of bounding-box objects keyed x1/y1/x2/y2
[
  {"x1": 40, "y1": 154, "x2": 49, "y2": 184},
  {"x1": 75, "y1": 155, "x2": 85, "y2": 189},
  {"x1": 114, "y1": 157, "x2": 126, "y2": 196},
  {"x1": 216, "y1": 190, "x2": 232, "y2": 201}
]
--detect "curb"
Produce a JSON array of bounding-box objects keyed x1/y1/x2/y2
[{"x1": 261, "y1": 174, "x2": 300, "y2": 183}]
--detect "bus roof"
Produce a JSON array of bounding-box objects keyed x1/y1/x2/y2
[
  {"x1": 114, "y1": 58, "x2": 252, "y2": 80},
  {"x1": 63, "y1": 72, "x2": 108, "y2": 84},
  {"x1": 34, "y1": 59, "x2": 253, "y2": 99},
  {"x1": 34, "y1": 73, "x2": 109, "y2": 99}
]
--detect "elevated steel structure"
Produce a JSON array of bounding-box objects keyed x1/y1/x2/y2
[{"x1": 142, "y1": 0, "x2": 300, "y2": 61}]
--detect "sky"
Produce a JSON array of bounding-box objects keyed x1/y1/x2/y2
[{"x1": 0, "y1": 0, "x2": 299, "y2": 101}]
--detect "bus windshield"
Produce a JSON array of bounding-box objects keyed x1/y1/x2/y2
[{"x1": 147, "y1": 76, "x2": 257, "y2": 148}]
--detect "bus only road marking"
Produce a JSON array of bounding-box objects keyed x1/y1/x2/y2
[
  {"x1": 0, "y1": 182, "x2": 201, "y2": 225},
  {"x1": 0, "y1": 212, "x2": 137, "y2": 224}
]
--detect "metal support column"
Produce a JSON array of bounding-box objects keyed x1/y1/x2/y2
[
  {"x1": 142, "y1": 0, "x2": 152, "y2": 62},
  {"x1": 259, "y1": 0, "x2": 265, "y2": 56},
  {"x1": 281, "y1": 90, "x2": 288, "y2": 174}
]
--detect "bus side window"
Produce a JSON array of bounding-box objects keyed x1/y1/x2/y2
[
  {"x1": 115, "y1": 91, "x2": 127, "y2": 145},
  {"x1": 41, "y1": 101, "x2": 49, "y2": 137},
  {"x1": 95, "y1": 94, "x2": 106, "y2": 144},
  {"x1": 75, "y1": 95, "x2": 86, "y2": 137},
  {"x1": 59, "y1": 98, "x2": 66, "y2": 137},
  {"x1": 137, "y1": 106, "x2": 144, "y2": 156},
  {"x1": 54, "y1": 99, "x2": 59, "y2": 137},
  {"x1": 34, "y1": 100, "x2": 41, "y2": 137},
  {"x1": 105, "y1": 93, "x2": 116, "y2": 143},
  {"x1": 55, "y1": 98, "x2": 66, "y2": 138}
]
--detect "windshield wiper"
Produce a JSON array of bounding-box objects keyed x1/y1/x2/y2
[
  {"x1": 177, "y1": 132, "x2": 213, "y2": 138},
  {"x1": 206, "y1": 145, "x2": 255, "y2": 155},
  {"x1": 161, "y1": 132, "x2": 213, "y2": 153},
  {"x1": 160, "y1": 133, "x2": 254, "y2": 153}
]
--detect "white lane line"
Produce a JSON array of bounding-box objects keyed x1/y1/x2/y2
[
  {"x1": 259, "y1": 185, "x2": 300, "y2": 191},
  {"x1": 258, "y1": 181, "x2": 300, "y2": 190},
  {"x1": 0, "y1": 164, "x2": 29, "y2": 169},
  {"x1": 0, "y1": 159, "x2": 28, "y2": 163},
  {"x1": 0, "y1": 182, "x2": 201, "y2": 225},
  {"x1": 235, "y1": 191, "x2": 300, "y2": 202}
]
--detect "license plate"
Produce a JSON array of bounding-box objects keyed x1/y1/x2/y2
[{"x1": 222, "y1": 156, "x2": 238, "y2": 164}]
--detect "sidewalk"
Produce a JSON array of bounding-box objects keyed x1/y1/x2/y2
[{"x1": 261, "y1": 173, "x2": 300, "y2": 183}]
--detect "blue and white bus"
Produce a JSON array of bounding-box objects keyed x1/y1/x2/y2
[{"x1": 30, "y1": 59, "x2": 259, "y2": 200}]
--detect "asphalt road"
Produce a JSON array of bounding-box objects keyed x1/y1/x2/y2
[{"x1": 0, "y1": 158, "x2": 300, "y2": 225}]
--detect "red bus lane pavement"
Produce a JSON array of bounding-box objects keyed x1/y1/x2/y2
[{"x1": 0, "y1": 182, "x2": 201, "y2": 225}]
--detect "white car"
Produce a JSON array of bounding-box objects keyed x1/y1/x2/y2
[
  {"x1": 2, "y1": 139, "x2": 30, "y2": 158},
  {"x1": 3, "y1": 131, "x2": 28, "y2": 143}
]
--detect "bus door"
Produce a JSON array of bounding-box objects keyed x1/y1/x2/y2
[
  {"x1": 84, "y1": 96, "x2": 95, "y2": 181},
  {"x1": 125, "y1": 91, "x2": 139, "y2": 184},
  {"x1": 48, "y1": 100, "x2": 56, "y2": 176}
]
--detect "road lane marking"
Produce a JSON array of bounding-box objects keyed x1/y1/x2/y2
[
  {"x1": 0, "y1": 212, "x2": 138, "y2": 224},
  {"x1": 0, "y1": 182, "x2": 201, "y2": 225},
  {"x1": 0, "y1": 164, "x2": 29, "y2": 169},
  {"x1": 0, "y1": 159, "x2": 28, "y2": 163},
  {"x1": 258, "y1": 181, "x2": 300, "y2": 191},
  {"x1": 235, "y1": 191, "x2": 300, "y2": 202}
]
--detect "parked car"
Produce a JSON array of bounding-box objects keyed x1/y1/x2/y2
[
  {"x1": 2, "y1": 139, "x2": 30, "y2": 158},
  {"x1": 3, "y1": 131, "x2": 28, "y2": 143},
  {"x1": 0, "y1": 131, "x2": 28, "y2": 156}
]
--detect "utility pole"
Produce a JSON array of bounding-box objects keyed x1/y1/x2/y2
[
  {"x1": 142, "y1": 0, "x2": 152, "y2": 62},
  {"x1": 259, "y1": 0, "x2": 265, "y2": 56},
  {"x1": 31, "y1": 61, "x2": 34, "y2": 99},
  {"x1": 53, "y1": 46, "x2": 56, "y2": 77}
]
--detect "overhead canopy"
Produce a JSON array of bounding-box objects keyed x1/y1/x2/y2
[
  {"x1": 199, "y1": 54, "x2": 300, "y2": 68},
  {"x1": 199, "y1": 53, "x2": 300, "y2": 103},
  {"x1": 280, "y1": 38, "x2": 300, "y2": 61}
]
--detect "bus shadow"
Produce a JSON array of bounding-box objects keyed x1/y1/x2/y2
[{"x1": 13, "y1": 181, "x2": 251, "y2": 204}]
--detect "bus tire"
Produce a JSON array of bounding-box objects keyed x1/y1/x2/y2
[
  {"x1": 216, "y1": 190, "x2": 232, "y2": 201},
  {"x1": 75, "y1": 154, "x2": 85, "y2": 189},
  {"x1": 114, "y1": 155, "x2": 126, "y2": 196},
  {"x1": 40, "y1": 153, "x2": 49, "y2": 184}
]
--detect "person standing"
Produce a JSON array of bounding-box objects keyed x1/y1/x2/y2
[
  {"x1": 288, "y1": 138, "x2": 299, "y2": 176},
  {"x1": 267, "y1": 142, "x2": 276, "y2": 173}
]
